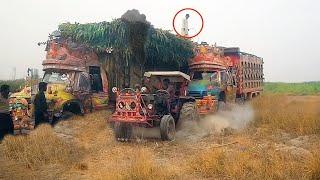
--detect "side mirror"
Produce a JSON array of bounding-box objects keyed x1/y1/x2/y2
[{"x1": 112, "y1": 87, "x2": 118, "y2": 93}]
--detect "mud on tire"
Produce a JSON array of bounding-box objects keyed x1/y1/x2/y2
[
  {"x1": 177, "y1": 102, "x2": 199, "y2": 129},
  {"x1": 160, "y1": 115, "x2": 175, "y2": 141}
]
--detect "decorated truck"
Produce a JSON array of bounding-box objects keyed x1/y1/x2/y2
[
  {"x1": 42, "y1": 33, "x2": 109, "y2": 122},
  {"x1": 187, "y1": 42, "x2": 263, "y2": 114},
  {"x1": 9, "y1": 68, "x2": 39, "y2": 133}
]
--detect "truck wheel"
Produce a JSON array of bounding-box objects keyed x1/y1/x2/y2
[
  {"x1": 218, "y1": 101, "x2": 226, "y2": 111},
  {"x1": 178, "y1": 102, "x2": 199, "y2": 129},
  {"x1": 61, "y1": 111, "x2": 74, "y2": 120},
  {"x1": 160, "y1": 115, "x2": 175, "y2": 141},
  {"x1": 114, "y1": 122, "x2": 132, "y2": 141}
]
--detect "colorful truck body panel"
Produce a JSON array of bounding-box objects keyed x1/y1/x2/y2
[
  {"x1": 42, "y1": 37, "x2": 109, "y2": 120},
  {"x1": 223, "y1": 47, "x2": 263, "y2": 99},
  {"x1": 187, "y1": 43, "x2": 263, "y2": 114}
]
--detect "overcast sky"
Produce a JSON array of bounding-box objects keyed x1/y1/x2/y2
[{"x1": 0, "y1": 0, "x2": 319, "y2": 82}]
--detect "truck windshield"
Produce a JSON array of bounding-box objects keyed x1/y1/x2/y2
[
  {"x1": 193, "y1": 71, "x2": 218, "y2": 81},
  {"x1": 43, "y1": 72, "x2": 70, "y2": 84}
]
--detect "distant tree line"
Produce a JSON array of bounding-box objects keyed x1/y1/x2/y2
[{"x1": 0, "y1": 79, "x2": 26, "y2": 92}]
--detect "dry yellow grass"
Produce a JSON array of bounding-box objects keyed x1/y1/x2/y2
[
  {"x1": 121, "y1": 148, "x2": 175, "y2": 180},
  {"x1": 1, "y1": 95, "x2": 320, "y2": 179},
  {"x1": 251, "y1": 94, "x2": 320, "y2": 135},
  {"x1": 1, "y1": 124, "x2": 81, "y2": 167},
  {"x1": 188, "y1": 137, "x2": 319, "y2": 179},
  {"x1": 307, "y1": 151, "x2": 320, "y2": 180},
  {"x1": 0, "y1": 124, "x2": 83, "y2": 179}
]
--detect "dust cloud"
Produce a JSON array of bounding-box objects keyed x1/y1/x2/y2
[
  {"x1": 176, "y1": 104, "x2": 255, "y2": 141},
  {"x1": 131, "y1": 104, "x2": 254, "y2": 141},
  {"x1": 201, "y1": 104, "x2": 254, "y2": 133}
]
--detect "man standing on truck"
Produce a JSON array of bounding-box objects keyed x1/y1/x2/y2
[
  {"x1": 181, "y1": 13, "x2": 190, "y2": 36},
  {"x1": 33, "y1": 82, "x2": 49, "y2": 127},
  {"x1": 0, "y1": 85, "x2": 14, "y2": 141}
]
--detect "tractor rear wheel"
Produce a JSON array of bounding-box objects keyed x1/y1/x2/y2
[
  {"x1": 177, "y1": 102, "x2": 199, "y2": 129},
  {"x1": 114, "y1": 122, "x2": 132, "y2": 141},
  {"x1": 160, "y1": 115, "x2": 175, "y2": 141}
]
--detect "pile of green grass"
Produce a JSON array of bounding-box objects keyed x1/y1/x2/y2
[{"x1": 264, "y1": 82, "x2": 320, "y2": 95}]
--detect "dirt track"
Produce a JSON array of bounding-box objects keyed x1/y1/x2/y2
[{"x1": 52, "y1": 105, "x2": 319, "y2": 179}]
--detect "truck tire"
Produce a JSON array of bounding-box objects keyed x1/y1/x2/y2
[
  {"x1": 178, "y1": 102, "x2": 199, "y2": 129},
  {"x1": 219, "y1": 91, "x2": 226, "y2": 102},
  {"x1": 114, "y1": 122, "x2": 132, "y2": 141},
  {"x1": 160, "y1": 115, "x2": 175, "y2": 141},
  {"x1": 61, "y1": 111, "x2": 74, "y2": 120},
  {"x1": 218, "y1": 101, "x2": 226, "y2": 111}
]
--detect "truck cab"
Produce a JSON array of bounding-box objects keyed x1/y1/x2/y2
[
  {"x1": 42, "y1": 34, "x2": 109, "y2": 122},
  {"x1": 187, "y1": 42, "x2": 236, "y2": 114}
]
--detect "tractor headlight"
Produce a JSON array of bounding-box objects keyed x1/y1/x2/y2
[
  {"x1": 112, "y1": 87, "x2": 118, "y2": 93},
  {"x1": 147, "y1": 104, "x2": 153, "y2": 110},
  {"x1": 130, "y1": 102, "x2": 136, "y2": 110},
  {"x1": 118, "y1": 101, "x2": 125, "y2": 109},
  {"x1": 141, "y1": 87, "x2": 147, "y2": 93}
]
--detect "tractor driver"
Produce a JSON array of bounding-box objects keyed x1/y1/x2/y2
[
  {"x1": 163, "y1": 79, "x2": 179, "y2": 113},
  {"x1": 143, "y1": 77, "x2": 163, "y2": 93}
]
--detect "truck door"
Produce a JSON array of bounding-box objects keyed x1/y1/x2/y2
[
  {"x1": 221, "y1": 71, "x2": 236, "y2": 103},
  {"x1": 89, "y1": 66, "x2": 109, "y2": 109}
]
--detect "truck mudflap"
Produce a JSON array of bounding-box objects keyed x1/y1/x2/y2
[{"x1": 196, "y1": 96, "x2": 218, "y2": 115}]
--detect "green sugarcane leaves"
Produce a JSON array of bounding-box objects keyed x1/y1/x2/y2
[{"x1": 58, "y1": 18, "x2": 194, "y2": 70}]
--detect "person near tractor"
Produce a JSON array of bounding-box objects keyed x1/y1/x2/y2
[
  {"x1": 163, "y1": 79, "x2": 179, "y2": 113},
  {"x1": 33, "y1": 82, "x2": 49, "y2": 127},
  {"x1": 143, "y1": 77, "x2": 162, "y2": 93},
  {"x1": 0, "y1": 85, "x2": 14, "y2": 141}
]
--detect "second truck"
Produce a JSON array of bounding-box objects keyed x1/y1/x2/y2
[{"x1": 187, "y1": 42, "x2": 263, "y2": 114}]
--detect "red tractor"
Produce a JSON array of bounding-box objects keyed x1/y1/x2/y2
[{"x1": 109, "y1": 71, "x2": 198, "y2": 141}]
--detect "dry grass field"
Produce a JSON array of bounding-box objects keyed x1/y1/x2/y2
[{"x1": 0, "y1": 94, "x2": 319, "y2": 179}]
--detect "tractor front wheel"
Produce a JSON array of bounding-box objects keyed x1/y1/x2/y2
[
  {"x1": 114, "y1": 122, "x2": 132, "y2": 141},
  {"x1": 177, "y1": 102, "x2": 199, "y2": 129},
  {"x1": 160, "y1": 115, "x2": 175, "y2": 141}
]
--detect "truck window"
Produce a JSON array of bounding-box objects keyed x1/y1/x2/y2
[
  {"x1": 221, "y1": 71, "x2": 227, "y2": 84},
  {"x1": 43, "y1": 72, "x2": 70, "y2": 84},
  {"x1": 193, "y1": 71, "x2": 217, "y2": 81},
  {"x1": 193, "y1": 71, "x2": 203, "y2": 80},
  {"x1": 89, "y1": 66, "x2": 103, "y2": 92},
  {"x1": 79, "y1": 73, "x2": 91, "y2": 91}
]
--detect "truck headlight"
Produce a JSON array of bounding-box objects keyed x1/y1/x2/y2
[
  {"x1": 118, "y1": 101, "x2": 125, "y2": 109},
  {"x1": 130, "y1": 102, "x2": 136, "y2": 110},
  {"x1": 147, "y1": 104, "x2": 153, "y2": 110}
]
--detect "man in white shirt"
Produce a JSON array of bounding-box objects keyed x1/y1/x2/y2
[{"x1": 181, "y1": 14, "x2": 190, "y2": 36}]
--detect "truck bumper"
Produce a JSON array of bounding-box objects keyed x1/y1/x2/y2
[{"x1": 196, "y1": 96, "x2": 218, "y2": 115}]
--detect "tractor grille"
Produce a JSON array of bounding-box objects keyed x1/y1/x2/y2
[{"x1": 188, "y1": 91, "x2": 207, "y2": 99}]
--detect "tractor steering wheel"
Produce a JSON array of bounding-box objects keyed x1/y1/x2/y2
[{"x1": 156, "y1": 90, "x2": 170, "y2": 99}]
